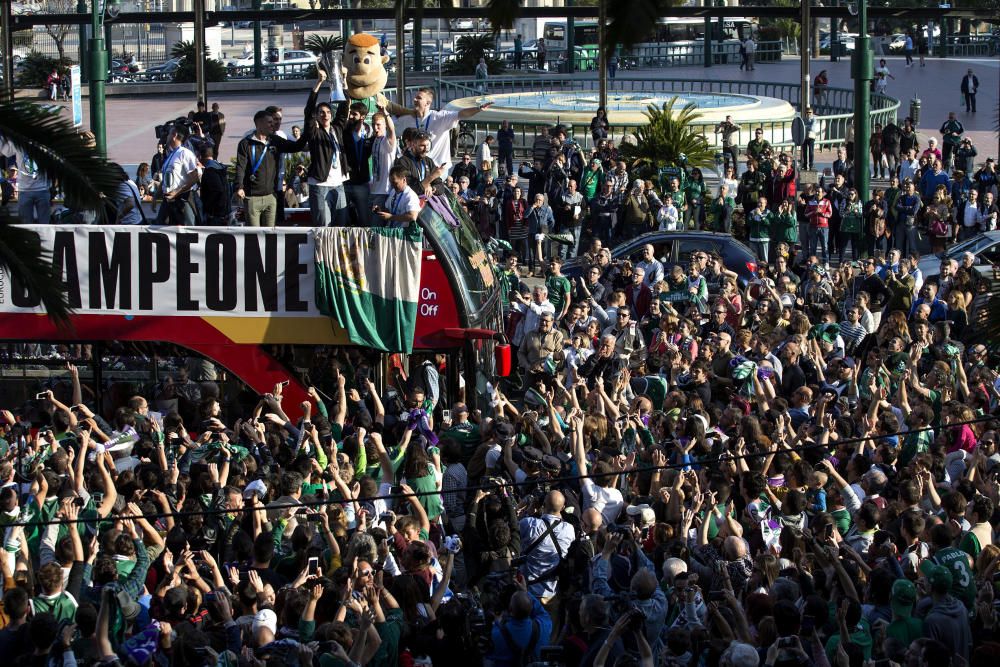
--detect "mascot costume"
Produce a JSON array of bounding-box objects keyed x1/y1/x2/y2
[{"x1": 335, "y1": 33, "x2": 391, "y2": 114}]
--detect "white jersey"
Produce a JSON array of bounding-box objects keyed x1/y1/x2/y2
[{"x1": 395, "y1": 109, "x2": 461, "y2": 172}]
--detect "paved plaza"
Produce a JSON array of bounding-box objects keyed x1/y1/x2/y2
[{"x1": 63, "y1": 54, "x2": 998, "y2": 169}]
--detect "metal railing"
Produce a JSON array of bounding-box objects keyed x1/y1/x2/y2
[{"x1": 435, "y1": 75, "x2": 900, "y2": 156}]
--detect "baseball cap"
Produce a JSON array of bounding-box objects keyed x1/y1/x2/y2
[
  {"x1": 919, "y1": 561, "x2": 953, "y2": 593},
  {"x1": 253, "y1": 608, "x2": 278, "y2": 636},
  {"x1": 626, "y1": 504, "x2": 656, "y2": 528},
  {"x1": 890, "y1": 579, "x2": 916, "y2": 617}
]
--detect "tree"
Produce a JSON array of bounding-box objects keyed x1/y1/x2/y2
[
  {"x1": 617, "y1": 98, "x2": 716, "y2": 179},
  {"x1": 170, "y1": 41, "x2": 228, "y2": 83},
  {"x1": 442, "y1": 34, "x2": 505, "y2": 76},
  {"x1": 40, "y1": 0, "x2": 76, "y2": 64},
  {"x1": 0, "y1": 102, "x2": 124, "y2": 326}
]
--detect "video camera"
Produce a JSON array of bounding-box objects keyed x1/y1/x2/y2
[{"x1": 154, "y1": 117, "x2": 195, "y2": 143}]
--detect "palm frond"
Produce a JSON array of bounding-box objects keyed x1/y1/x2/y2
[
  {"x1": 618, "y1": 97, "x2": 716, "y2": 179},
  {"x1": 604, "y1": 0, "x2": 684, "y2": 58},
  {"x1": 0, "y1": 216, "x2": 73, "y2": 328},
  {"x1": 486, "y1": 0, "x2": 523, "y2": 33},
  {"x1": 0, "y1": 101, "x2": 123, "y2": 214}
]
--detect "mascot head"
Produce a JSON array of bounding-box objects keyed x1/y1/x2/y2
[{"x1": 343, "y1": 33, "x2": 389, "y2": 100}]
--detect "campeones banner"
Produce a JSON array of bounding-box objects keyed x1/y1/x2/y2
[{"x1": 0, "y1": 226, "x2": 324, "y2": 318}]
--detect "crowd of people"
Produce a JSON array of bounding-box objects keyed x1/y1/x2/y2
[{"x1": 1, "y1": 60, "x2": 1000, "y2": 667}]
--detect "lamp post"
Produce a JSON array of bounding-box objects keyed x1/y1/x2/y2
[
  {"x1": 77, "y1": 0, "x2": 88, "y2": 81},
  {"x1": 89, "y1": 0, "x2": 111, "y2": 157},
  {"x1": 852, "y1": 0, "x2": 872, "y2": 201}
]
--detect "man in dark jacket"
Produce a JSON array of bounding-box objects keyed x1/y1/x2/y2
[
  {"x1": 199, "y1": 144, "x2": 231, "y2": 226},
  {"x1": 297, "y1": 71, "x2": 351, "y2": 226},
  {"x1": 881, "y1": 121, "x2": 901, "y2": 178},
  {"x1": 579, "y1": 334, "x2": 625, "y2": 392},
  {"x1": 235, "y1": 109, "x2": 283, "y2": 227}
]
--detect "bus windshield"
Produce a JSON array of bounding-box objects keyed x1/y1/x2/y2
[{"x1": 417, "y1": 188, "x2": 497, "y2": 323}]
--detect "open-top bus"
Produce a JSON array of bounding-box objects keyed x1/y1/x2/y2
[{"x1": 0, "y1": 189, "x2": 505, "y2": 423}]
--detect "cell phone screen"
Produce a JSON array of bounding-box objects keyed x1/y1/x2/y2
[{"x1": 307, "y1": 557, "x2": 319, "y2": 576}]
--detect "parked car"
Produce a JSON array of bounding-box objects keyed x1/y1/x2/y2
[
  {"x1": 918, "y1": 231, "x2": 1000, "y2": 283},
  {"x1": 562, "y1": 231, "x2": 759, "y2": 289},
  {"x1": 141, "y1": 58, "x2": 181, "y2": 81}
]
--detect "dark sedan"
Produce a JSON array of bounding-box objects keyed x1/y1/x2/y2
[{"x1": 563, "y1": 230, "x2": 759, "y2": 289}]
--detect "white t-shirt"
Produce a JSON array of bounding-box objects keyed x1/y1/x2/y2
[
  {"x1": 581, "y1": 478, "x2": 625, "y2": 525},
  {"x1": 370, "y1": 134, "x2": 398, "y2": 195},
  {"x1": 309, "y1": 128, "x2": 346, "y2": 188},
  {"x1": 160, "y1": 145, "x2": 199, "y2": 195},
  {"x1": 386, "y1": 185, "x2": 421, "y2": 223},
  {"x1": 0, "y1": 144, "x2": 51, "y2": 193},
  {"x1": 395, "y1": 109, "x2": 461, "y2": 172}
]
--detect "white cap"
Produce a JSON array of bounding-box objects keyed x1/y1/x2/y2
[{"x1": 252, "y1": 609, "x2": 277, "y2": 636}]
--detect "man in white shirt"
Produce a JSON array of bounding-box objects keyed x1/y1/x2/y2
[
  {"x1": 898, "y1": 149, "x2": 920, "y2": 183},
  {"x1": 392, "y1": 87, "x2": 492, "y2": 173},
  {"x1": 958, "y1": 188, "x2": 984, "y2": 240},
  {"x1": 376, "y1": 165, "x2": 421, "y2": 228},
  {"x1": 368, "y1": 108, "x2": 398, "y2": 222},
  {"x1": 154, "y1": 123, "x2": 201, "y2": 226},
  {"x1": 635, "y1": 243, "x2": 664, "y2": 287},
  {"x1": 511, "y1": 285, "x2": 555, "y2": 346}
]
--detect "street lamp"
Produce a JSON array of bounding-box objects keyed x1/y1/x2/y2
[
  {"x1": 88, "y1": 0, "x2": 118, "y2": 158},
  {"x1": 851, "y1": 0, "x2": 872, "y2": 201}
]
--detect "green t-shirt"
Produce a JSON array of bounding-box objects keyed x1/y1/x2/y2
[
  {"x1": 546, "y1": 274, "x2": 572, "y2": 315},
  {"x1": 31, "y1": 592, "x2": 78, "y2": 624},
  {"x1": 899, "y1": 429, "x2": 933, "y2": 468},
  {"x1": 368, "y1": 608, "x2": 405, "y2": 667},
  {"x1": 443, "y1": 422, "x2": 482, "y2": 462},
  {"x1": 407, "y1": 463, "x2": 443, "y2": 521},
  {"x1": 824, "y1": 620, "x2": 873, "y2": 661}
]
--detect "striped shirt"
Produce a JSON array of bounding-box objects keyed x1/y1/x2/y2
[{"x1": 839, "y1": 320, "x2": 867, "y2": 350}]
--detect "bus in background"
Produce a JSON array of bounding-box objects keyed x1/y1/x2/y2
[
  {"x1": 0, "y1": 189, "x2": 505, "y2": 424},
  {"x1": 653, "y1": 17, "x2": 757, "y2": 44}
]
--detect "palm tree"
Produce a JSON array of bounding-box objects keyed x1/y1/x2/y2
[
  {"x1": 442, "y1": 34, "x2": 505, "y2": 76},
  {"x1": 0, "y1": 102, "x2": 124, "y2": 326},
  {"x1": 170, "y1": 41, "x2": 228, "y2": 83},
  {"x1": 617, "y1": 97, "x2": 716, "y2": 179},
  {"x1": 304, "y1": 34, "x2": 345, "y2": 80}
]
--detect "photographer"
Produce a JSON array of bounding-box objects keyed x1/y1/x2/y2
[
  {"x1": 517, "y1": 490, "x2": 575, "y2": 603},
  {"x1": 591, "y1": 533, "x2": 667, "y2": 652},
  {"x1": 487, "y1": 573, "x2": 552, "y2": 667},
  {"x1": 463, "y1": 483, "x2": 520, "y2": 588}
]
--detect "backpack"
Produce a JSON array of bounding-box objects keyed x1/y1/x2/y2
[{"x1": 498, "y1": 618, "x2": 541, "y2": 667}]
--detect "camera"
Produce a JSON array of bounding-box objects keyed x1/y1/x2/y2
[{"x1": 154, "y1": 117, "x2": 193, "y2": 142}]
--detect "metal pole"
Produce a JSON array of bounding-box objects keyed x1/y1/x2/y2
[
  {"x1": 598, "y1": 0, "x2": 606, "y2": 110},
  {"x1": 89, "y1": 0, "x2": 108, "y2": 157},
  {"x1": 566, "y1": 0, "x2": 575, "y2": 75},
  {"x1": 395, "y1": 8, "x2": 405, "y2": 104},
  {"x1": 0, "y1": 0, "x2": 13, "y2": 103},
  {"x1": 194, "y1": 0, "x2": 206, "y2": 104},
  {"x1": 852, "y1": 0, "x2": 872, "y2": 201},
  {"x1": 703, "y1": 15, "x2": 711, "y2": 68},
  {"x1": 801, "y1": 0, "x2": 811, "y2": 113},
  {"x1": 77, "y1": 0, "x2": 88, "y2": 81},
  {"x1": 830, "y1": 1, "x2": 839, "y2": 62},
  {"x1": 253, "y1": 0, "x2": 262, "y2": 79},
  {"x1": 939, "y1": 16, "x2": 948, "y2": 58}
]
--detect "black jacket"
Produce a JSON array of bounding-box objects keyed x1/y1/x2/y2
[
  {"x1": 342, "y1": 119, "x2": 373, "y2": 185},
  {"x1": 300, "y1": 92, "x2": 350, "y2": 184},
  {"x1": 235, "y1": 135, "x2": 280, "y2": 197}
]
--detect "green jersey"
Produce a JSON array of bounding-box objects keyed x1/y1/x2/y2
[
  {"x1": 546, "y1": 274, "x2": 572, "y2": 315},
  {"x1": 930, "y1": 546, "x2": 976, "y2": 608}
]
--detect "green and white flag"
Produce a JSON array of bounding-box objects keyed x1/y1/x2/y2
[{"x1": 314, "y1": 226, "x2": 423, "y2": 353}]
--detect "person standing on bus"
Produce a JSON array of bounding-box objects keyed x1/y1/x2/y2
[
  {"x1": 376, "y1": 165, "x2": 421, "y2": 228},
  {"x1": 235, "y1": 109, "x2": 282, "y2": 227},
  {"x1": 537, "y1": 38, "x2": 547, "y2": 70},
  {"x1": 514, "y1": 34, "x2": 524, "y2": 69},
  {"x1": 390, "y1": 87, "x2": 491, "y2": 174},
  {"x1": 368, "y1": 108, "x2": 397, "y2": 223},
  {"x1": 394, "y1": 131, "x2": 444, "y2": 196},
  {"x1": 300, "y1": 71, "x2": 351, "y2": 226}
]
